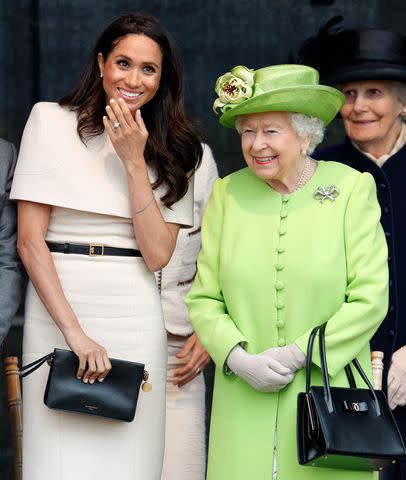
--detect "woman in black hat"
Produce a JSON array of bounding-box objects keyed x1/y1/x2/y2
[{"x1": 298, "y1": 17, "x2": 406, "y2": 480}]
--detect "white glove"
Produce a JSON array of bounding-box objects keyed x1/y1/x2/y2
[
  {"x1": 388, "y1": 346, "x2": 406, "y2": 410},
  {"x1": 262, "y1": 343, "x2": 306, "y2": 374},
  {"x1": 226, "y1": 345, "x2": 294, "y2": 392}
]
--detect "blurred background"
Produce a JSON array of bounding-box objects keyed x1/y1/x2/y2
[{"x1": 1, "y1": 1, "x2": 405, "y2": 478}]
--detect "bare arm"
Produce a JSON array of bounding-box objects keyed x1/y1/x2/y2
[
  {"x1": 17, "y1": 201, "x2": 111, "y2": 383},
  {"x1": 103, "y1": 98, "x2": 180, "y2": 272}
]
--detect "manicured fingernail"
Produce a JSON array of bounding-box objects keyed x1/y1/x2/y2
[
  {"x1": 83, "y1": 378, "x2": 88, "y2": 383},
  {"x1": 118, "y1": 97, "x2": 124, "y2": 102},
  {"x1": 98, "y1": 378, "x2": 104, "y2": 382},
  {"x1": 89, "y1": 379, "x2": 95, "y2": 384},
  {"x1": 77, "y1": 376, "x2": 81, "y2": 380},
  {"x1": 136, "y1": 109, "x2": 141, "y2": 115},
  {"x1": 110, "y1": 98, "x2": 115, "y2": 103},
  {"x1": 106, "y1": 105, "x2": 110, "y2": 110}
]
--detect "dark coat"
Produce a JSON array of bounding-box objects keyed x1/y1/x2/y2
[
  {"x1": 0, "y1": 139, "x2": 25, "y2": 350},
  {"x1": 314, "y1": 138, "x2": 406, "y2": 475}
]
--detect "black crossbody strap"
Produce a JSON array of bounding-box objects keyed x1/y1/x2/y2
[{"x1": 19, "y1": 352, "x2": 54, "y2": 378}]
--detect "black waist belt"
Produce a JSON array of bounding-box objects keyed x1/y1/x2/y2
[{"x1": 46, "y1": 241, "x2": 142, "y2": 257}]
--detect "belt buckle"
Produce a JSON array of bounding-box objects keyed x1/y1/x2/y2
[{"x1": 89, "y1": 243, "x2": 104, "y2": 256}]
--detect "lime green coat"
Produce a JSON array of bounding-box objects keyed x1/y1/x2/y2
[{"x1": 186, "y1": 161, "x2": 388, "y2": 480}]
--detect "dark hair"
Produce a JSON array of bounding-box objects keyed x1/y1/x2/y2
[{"x1": 59, "y1": 13, "x2": 202, "y2": 207}]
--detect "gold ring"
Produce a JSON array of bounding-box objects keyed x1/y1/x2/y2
[{"x1": 195, "y1": 367, "x2": 201, "y2": 375}]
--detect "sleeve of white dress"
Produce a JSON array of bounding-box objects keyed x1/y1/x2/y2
[
  {"x1": 185, "y1": 178, "x2": 247, "y2": 375},
  {"x1": 200, "y1": 143, "x2": 219, "y2": 208},
  {"x1": 10, "y1": 102, "x2": 62, "y2": 202},
  {"x1": 11, "y1": 101, "x2": 195, "y2": 225},
  {"x1": 295, "y1": 172, "x2": 389, "y2": 376},
  {"x1": 154, "y1": 174, "x2": 194, "y2": 228}
]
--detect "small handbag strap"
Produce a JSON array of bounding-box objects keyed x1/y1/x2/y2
[
  {"x1": 19, "y1": 351, "x2": 54, "y2": 378},
  {"x1": 319, "y1": 323, "x2": 334, "y2": 413},
  {"x1": 305, "y1": 325, "x2": 320, "y2": 393},
  {"x1": 318, "y1": 324, "x2": 382, "y2": 416},
  {"x1": 344, "y1": 364, "x2": 356, "y2": 388},
  {"x1": 305, "y1": 323, "x2": 382, "y2": 416}
]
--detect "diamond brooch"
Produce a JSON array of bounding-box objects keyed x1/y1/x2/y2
[{"x1": 313, "y1": 185, "x2": 340, "y2": 204}]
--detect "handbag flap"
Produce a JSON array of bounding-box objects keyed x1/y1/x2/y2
[
  {"x1": 310, "y1": 386, "x2": 406, "y2": 458},
  {"x1": 44, "y1": 349, "x2": 145, "y2": 422}
]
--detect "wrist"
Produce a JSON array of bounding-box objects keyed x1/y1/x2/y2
[
  {"x1": 62, "y1": 323, "x2": 84, "y2": 342},
  {"x1": 124, "y1": 158, "x2": 147, "y2": 176},
  {"x1": 226, "y1": 344, "x2": 249, "y2": 374}
]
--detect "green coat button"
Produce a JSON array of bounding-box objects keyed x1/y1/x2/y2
[
  {"x1": 275, "y1": 263, "x2": 285, "y2": 271},
  {"x1": 277, "y1": 246, "x2": 285, "y2": 253},
  {"x1": 276, "y1": 320, "x2": 285, "y2": 328},
  {"x1": 278, "y1": 227, "x2": 287, "y2": 235},
  {"x1": 276, "y1": 299, "x2": 285, "y2": 309},
  {"x1": 278, "y1": 338, "x2": 286, "y2": 347},
  {"x1": 275, "y1": 281, "x2": 284, "y2": 290},
  {"x1": 280, "y1": 209, "x2": 288, "y2": 218},
  {"x1": 282, "y1": 194, "x2": 290, "y2": 203}
]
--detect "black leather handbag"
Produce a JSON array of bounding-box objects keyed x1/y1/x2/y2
[
  {"x1": 20, "y1": 348, "x2": 150, "y2": 422},
  {"x1": 297, "y1": 323, "x2": 406, "y2": 471}
]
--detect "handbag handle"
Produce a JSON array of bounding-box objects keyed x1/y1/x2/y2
[
  {"x1": 305, "y1": 323, "x2": 381, "y2": 416},
  {"x1": 19, "y1": 352, "x2": 54, "y2": 378}
]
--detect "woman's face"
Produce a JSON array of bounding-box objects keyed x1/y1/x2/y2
[
  {"x1": 339, "y1": 80, "x2": 405, "y2": 153},
  {"x1": 239, "y1": 111, "x2": 308, "y2": 183},
  {"x1": 98, "y1": 33, "x2": 163, "y2": 115}
]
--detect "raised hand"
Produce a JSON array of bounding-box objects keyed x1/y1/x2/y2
[{"x1": 103, "y1": 98, "x2": 149, "y2": 171}]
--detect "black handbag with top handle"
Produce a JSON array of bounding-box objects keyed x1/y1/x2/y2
[
  {"x1": 297, "y1": 323, "x2": 406, "y2": 471},
  {"x1": 20, "y1": 348, "x2": 151, "y2": 422}
]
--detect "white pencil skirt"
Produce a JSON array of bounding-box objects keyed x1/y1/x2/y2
[{"x1": 22, "y1": 252, "x2": 167, "y2": 480}]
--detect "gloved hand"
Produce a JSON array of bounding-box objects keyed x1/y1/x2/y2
[
  {"x1": 262, "y1": 343, "x2": 306, "y2": 374},
  {"x1": 388, "y1": 346, "x2": 406, "y2": 410},
  {"x1": 226, "y1": 345, "x2": 294, "y2": 392}
]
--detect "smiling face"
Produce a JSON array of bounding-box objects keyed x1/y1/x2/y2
[
  {"x1": 98, "y1": 33, "x2": 162, "y2": 115},
  {"x1": 239, "y1": 111, "x2": 309, "y2": 186},
  {"x1": 339, "y1": 80, "x2": 405, "y2": 156}
]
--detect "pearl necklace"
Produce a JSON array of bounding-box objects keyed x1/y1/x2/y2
[{"x1": 294, "y1": 156, "x2": 312, "y2": 191}]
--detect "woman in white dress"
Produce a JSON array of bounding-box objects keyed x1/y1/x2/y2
[{"x1": 10, "y1": 13, "x2": 202, "y2": 480}]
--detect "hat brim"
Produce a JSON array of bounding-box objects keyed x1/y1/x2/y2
[
  {"x1": 320, "y1": 62, "x2": 406, "y2": 85},
  {"x1": 219, "y1": 85, "x2": 344, "y2": 129}
]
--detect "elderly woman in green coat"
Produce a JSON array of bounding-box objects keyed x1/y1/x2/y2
[{"x1": 185, "y1": 64, "x2": 389, "y2": 480}]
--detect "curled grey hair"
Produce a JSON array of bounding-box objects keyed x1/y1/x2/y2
[
  {"x1": 290, "y1": 113, "x2": 325, "y2": 154},
  {"x1": 235, "y1": 113, "x2": 325, "y2": 154}
]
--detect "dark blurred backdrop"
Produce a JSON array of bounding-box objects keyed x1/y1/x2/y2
[{"x1": 0, "y1": 1, "x2": 405, "y2": 478}]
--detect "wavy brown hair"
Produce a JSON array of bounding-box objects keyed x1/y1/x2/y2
[{"x1": 59, "y1": 13, "x2": 202, "y2": 207}]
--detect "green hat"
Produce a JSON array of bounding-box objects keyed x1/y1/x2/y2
[{"x1": 213, "y1": 64, "x2": 345, "y2": 128}]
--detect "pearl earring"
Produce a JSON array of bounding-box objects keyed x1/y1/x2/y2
[
  {"x1": 301, "y1": 149, "x2": 307, "y2": 155},
  {"x1": 100, "y1": 72, "x2": 103, "y2": 78}
]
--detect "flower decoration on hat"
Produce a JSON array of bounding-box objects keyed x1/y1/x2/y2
[{"x1": 213, "y1": 66, "x2": 254, "y2": 114}]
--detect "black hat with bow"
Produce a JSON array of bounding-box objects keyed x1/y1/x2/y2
[{"x1": 297, "y1": 16, "x2": 406, "y2": 85}]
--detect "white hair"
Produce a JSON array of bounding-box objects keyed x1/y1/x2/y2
[
  {"x1": 235, "y1": 112, "x2": 325, "y2": 154},
  {"x1": 289, "y1": 113, "x2": 325, "y2": 154}
]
